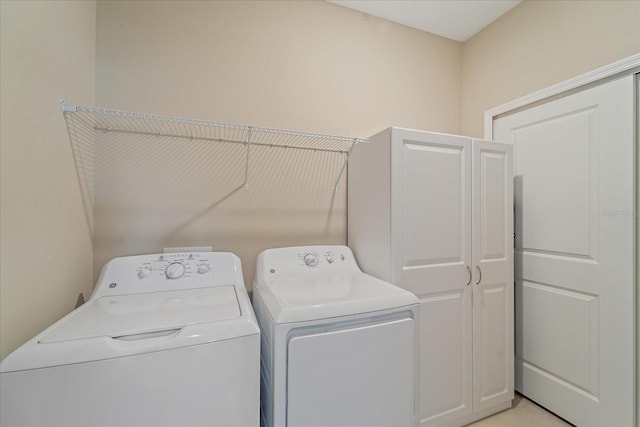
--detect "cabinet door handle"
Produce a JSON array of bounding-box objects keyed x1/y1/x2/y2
[
  {"x1": 476, "y1": 266, "x2": 482, "y2": 285},
  {"x1": 466, "y1": 266, "x2": 472, "y2": 286}
]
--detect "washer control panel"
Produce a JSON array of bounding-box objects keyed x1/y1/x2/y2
[
  {"x1": 259, "y1": 245, "x2": 359, "y2": 276},
  {"x1": 132, "y1": 253, "x2": 213, "y2": 281},
  {"x1": 93, "y1": 252, "x2": 240, "y2": 298}
]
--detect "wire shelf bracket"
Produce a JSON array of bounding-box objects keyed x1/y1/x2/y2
[
  {"x1": 243, "y1": 126, "x2": 252, "y2": 191},
  {"x1": 61, "y1": 101, "x2": 368, "y2": 193}
]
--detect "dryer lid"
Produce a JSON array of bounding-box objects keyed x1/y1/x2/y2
[
  {"x1": 257, "y1": 272, "x2": 418, "y2": 323},
  {"x1": 40, "y1": 286, "x2": 240, "y2": 343}
]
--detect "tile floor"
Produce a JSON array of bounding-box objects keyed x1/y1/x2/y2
[{"x1": 467, "y1": 394, "x2": 573, "y2": 427}]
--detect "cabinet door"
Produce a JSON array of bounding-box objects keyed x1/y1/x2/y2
[
  {"x1": 390, "y1": 128, "x2": 473, "y2": 426},
  {"x1": 471, "y1": 140, "x2": 514, "y2": 413}
]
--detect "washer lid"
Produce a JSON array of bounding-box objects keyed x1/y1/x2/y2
[
  {"x1": 258, "y1": 272, "x2": 418, "y2": 323},
  {"x1": 40, "y1": 286, "x2": 240, "y2": 343}
]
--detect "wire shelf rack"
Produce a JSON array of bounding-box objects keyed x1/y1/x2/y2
[
  {"x1": 62, "y1": 101, "x2": 369, "y2": 236},
  {"x1": 62, "y1": 102, "x2": 367, "y2": 196},
  {"x1": 63, "y1": 103, "x2": 366, "y2": 153}
]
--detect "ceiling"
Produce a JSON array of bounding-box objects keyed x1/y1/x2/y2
[{"x1": 328, "y1": 0, "x2": 522, "y2": 42}]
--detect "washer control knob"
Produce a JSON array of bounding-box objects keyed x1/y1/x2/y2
[
  {"x1": 138, "y1": 267, "x2": 152, "y2": 279},
  {"x1": 197, "y1": 264, "x2": 210, "y2": 274},
  {"x1": 303, "y1": 253, "x2": 319, "y2": 267},
  {"x1": 326, "y1": 255, "x2": 335, "y2": 264},
  {"x1": 165, "y1": 262, "x2": 186, "y2": 279}
]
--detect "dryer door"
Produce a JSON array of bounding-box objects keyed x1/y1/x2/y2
[{"x1": 287, "y1": 317, "x2": 415, "y2": 427}]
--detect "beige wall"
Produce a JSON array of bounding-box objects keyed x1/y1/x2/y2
[
  {"x1": 462, "y1": 0, "x2": 640, "y2": 138},
  {"x1": 94, "y1": 0, "x2": 462, "y2": 287},
  {"x1": 2, "y1": 0, "x2": 638, "y2": 360},
  {"x1": 0, "y1": 1, "x2": 96, "y2": 359}
]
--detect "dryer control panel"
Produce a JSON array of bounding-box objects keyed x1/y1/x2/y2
[
  {"x1": 92, "y1": 252, "x2": 242, "y2": 298},
  {"x1": 257, "y1": 245, "x2": 360, "y2": 277}
]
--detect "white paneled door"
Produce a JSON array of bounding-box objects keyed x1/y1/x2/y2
[
  {"x1": 390, "y1": 130, "x2": 473, "y2": 425},
  {"x1": 471, "y1": 140, "x2": 514, "y2": 415},
  {"x1": 494, "y1": 75, "x2": 635, "y2": 426}
]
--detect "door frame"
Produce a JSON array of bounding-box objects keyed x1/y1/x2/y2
[
  {"x1": 484, "y1": 53, "x2": 640, "y2": 426},
  {"x1": 483, "y1": 53, "x2": 640, "y2": 140}
]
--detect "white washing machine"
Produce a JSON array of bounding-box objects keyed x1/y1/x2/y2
[
  {"x1": 253, "y1": 245, "x2": 419, "y2": 427},
  {"x1": 0, "y1": 252, "x2": 260, "y2": 427}
]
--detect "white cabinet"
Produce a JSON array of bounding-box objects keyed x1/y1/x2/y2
[{"x1": 348, "y1": 127, "x2": 513, "y2": 427}]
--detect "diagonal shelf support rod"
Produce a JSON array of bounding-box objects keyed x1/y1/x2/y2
[
  {"x1": 243, "y1": 127, "x2": 252, "y2": 191},
  {"x1": 333, "y1": 139, "x2": 356, "y2": 193}
]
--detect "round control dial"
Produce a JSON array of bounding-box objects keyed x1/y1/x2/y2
[
  {"x1": 303, "y1": 253, "x2": 319, "y2": 267},
  {"x1": 165, "y1": 262, "x2": 186, "y2": 279},
  {"x1": 197, "y1": 264, "x2": 210, "y2": 274},
  {"x1": 138, "y1": 267, "x2": 152, "y2": 279}
]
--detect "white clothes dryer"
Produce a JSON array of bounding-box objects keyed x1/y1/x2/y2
[
  {"x1": 0, "y1": 252, "x2": 260, "y2": 427},
  {"x1": 253, "y1": 245, "x2": 419, "y2": 427}
]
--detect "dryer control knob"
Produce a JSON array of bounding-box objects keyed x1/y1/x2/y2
[
  {"x1": 165, "y1": 262, "x2": 186, "y2": 279},
  {"x1": 138, "y1": 267, "x2": 152, "y2": 279},
  {"x1": 303, "y1": 253, "x2": 319, "y2": 267}
]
